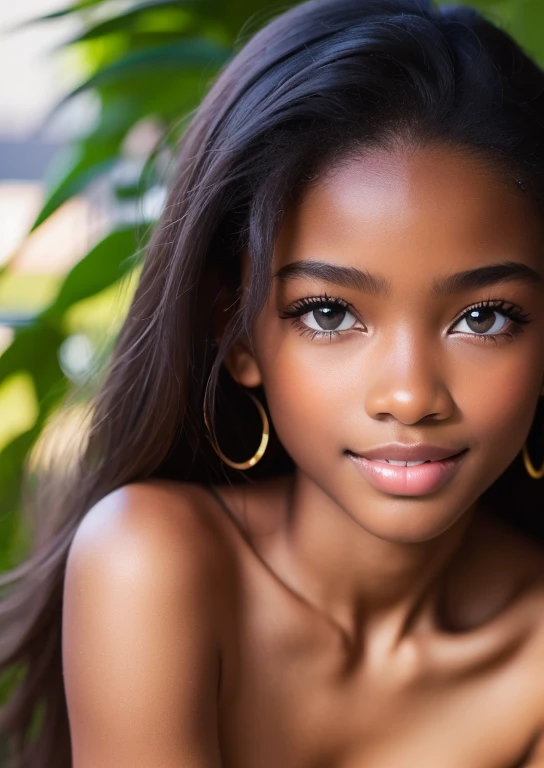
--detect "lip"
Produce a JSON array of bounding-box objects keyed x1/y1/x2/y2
[
  {"x1": 347, "y1": 448, "x2": 468, "y2": 497},
  {"x1": 358, "y1": 443, "x2": 467, "y2": 462}
]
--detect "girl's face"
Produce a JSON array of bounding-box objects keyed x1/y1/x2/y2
[{"x1": 230, "y1": 146, "x2": 544, "y2": 542}]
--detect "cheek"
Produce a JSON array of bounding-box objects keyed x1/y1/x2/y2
[
  {"x1": 257, "y1": 340, "x2": 357, "y2": 456},
  {"x1": 453, "y1": 344, "x2": 543, "y2": 470}
]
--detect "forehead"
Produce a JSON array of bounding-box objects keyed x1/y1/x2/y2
[{"x1": 273, "y1": 146, "x2": 544, "y2": 280}]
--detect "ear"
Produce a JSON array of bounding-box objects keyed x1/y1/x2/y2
[{"x1": 223, "y1": 335, "x2": 263, "y2": 389}]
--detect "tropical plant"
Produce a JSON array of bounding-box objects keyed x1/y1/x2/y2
[{"x1": 0, "y1": 0, "x2": 298, "y2": 573}]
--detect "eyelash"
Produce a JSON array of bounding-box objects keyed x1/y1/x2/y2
[{"x1": 278, "y1": 294, "x2": 532, "y2": 343}]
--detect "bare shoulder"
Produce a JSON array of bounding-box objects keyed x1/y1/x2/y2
[
  {"x1": 70, "y1": 478, "x2": 233, "y2": 557},
  {"x1": 66, "y1": 479, "x2": 238, "y2": 623},
  {"x1": 64, "y1": 477, "x2": 240, "y2": 653},
  {"x1": 62, "y1": 479, "x2": 233, "y2": 767}
]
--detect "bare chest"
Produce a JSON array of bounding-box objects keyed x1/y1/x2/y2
[{"x1": 217, "y1": 582, "x2": 542, "y2": 768}]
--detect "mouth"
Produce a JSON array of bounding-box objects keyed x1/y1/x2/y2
[
  {"x1": 346, "y1": 449, "x2": 469, "y2": 496},
  {"x1": 358, "y1": 456, "x2": 460, "y2": 467}
]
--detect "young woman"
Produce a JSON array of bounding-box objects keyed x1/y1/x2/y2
[{"x1": 2, "y1": 0, "x2": 544, "y2": 765}]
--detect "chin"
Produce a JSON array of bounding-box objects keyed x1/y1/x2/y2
[{"x1": 346, "y1": 497, "x2": 470, "y2": 544}]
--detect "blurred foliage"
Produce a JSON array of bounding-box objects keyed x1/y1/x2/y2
[{"x1": 0, "y1": 0, "x2": 542, "y2": 577}]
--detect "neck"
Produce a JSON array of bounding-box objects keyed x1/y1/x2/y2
[{"x1": 277, "y1": 471, "x2": 480, "y2": 656}]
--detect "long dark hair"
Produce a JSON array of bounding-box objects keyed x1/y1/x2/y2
[{"x1": 1, "y1": 0, "x2": 544, "y2": 764}]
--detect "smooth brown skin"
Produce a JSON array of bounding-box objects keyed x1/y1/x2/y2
[{"x1": 63, "y1": 146, "x2": 544, "y2": 767}]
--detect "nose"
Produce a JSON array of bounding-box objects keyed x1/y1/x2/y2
[{"x1": 364, "y1": 332, "x2": 455, "y2": 425}]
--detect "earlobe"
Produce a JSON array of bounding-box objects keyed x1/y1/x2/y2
[{"x1": 224, "y1": 342, "x2": 263, "y2": 388}]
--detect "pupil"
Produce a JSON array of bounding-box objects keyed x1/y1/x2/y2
[
  {"x1": 314, "y1": 307, "x2": 345, "y2": 331},
  {"x1": 467, "y1": 309, "x2": 495, "y2": 333}
]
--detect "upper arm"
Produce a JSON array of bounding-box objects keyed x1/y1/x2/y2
[{"x1": 62, "y1": 483, "x2": 224, "y2": 768}]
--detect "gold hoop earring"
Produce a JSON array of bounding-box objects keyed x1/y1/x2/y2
[
  {"x1": 203, "y1": 384, "x2": 269, "y2": 470},
  {"x1": 522, "y1": 440, "x2": 544, "y2": 480}
]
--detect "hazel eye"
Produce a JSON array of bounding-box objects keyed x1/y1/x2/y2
[
  {"x1": 302, "y1": 307, "x2": 358, "y2": 332},
  {"x1": 452, "y1": 308, "x2": 509, "y2": 335}
]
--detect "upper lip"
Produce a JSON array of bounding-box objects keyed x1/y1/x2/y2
[{"x1": 356, "y1": 443, "x2": 467, "y2": 462}]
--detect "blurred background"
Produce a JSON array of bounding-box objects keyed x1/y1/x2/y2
[{"x1": 0, "y1": 0, "x2": 542, "y2": 571}]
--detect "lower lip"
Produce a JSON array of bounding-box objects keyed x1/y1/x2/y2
[{"x1": 347, "y1": 451, "x2": 467, "y2": 496}]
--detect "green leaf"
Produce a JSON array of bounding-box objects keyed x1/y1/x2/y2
[
  {"x1": 65, "y1": 1, "x2": 196, "y2": 43},
  {"x1": 0, "y1": 326, "x2": 63, "y2": 382},
  {"x1": 30, "y1": 0, "x2": 221, "y2": 24},
  {"x1": 100, "y1": 68, "x2": 207, "y2": 125},
  {"x1": 41, "y1": 227, "x2": 142, "y2": 320},
  {"x1": 63, "y1": 38, "x2": 233, "y2": 100},
  {"x1": 9, "y1": 8, "x2": 75, "y2": 25},
  {"x1": 508, "y1": 0, "x2": 544, "y2": 65},
  {"x1": 76, "y1": 0, "x2": 153, "y2": 7},
  {"x1": 215, "y1": 0, "x2": 287, "y2": 40},
  {"x1": 30, "y1": 141, "x2": 119, "y2": 232}
]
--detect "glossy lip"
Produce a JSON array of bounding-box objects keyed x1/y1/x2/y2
[
  {"x1": 355, "y1": 443, "x2": 467, "y2": 462},
  {"x1": 347, "y1": 449, "x2": 468, "y2": 496}
]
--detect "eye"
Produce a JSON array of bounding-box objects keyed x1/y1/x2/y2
[
  {"x1": 452, "y1": 307, "x2": 509, "y2": 335},
  {"x1": 302, "y1": 306, "x2": 358, "y2": 333},
  {"x1": 450, "y1": 300, "x2": 531, "y2": 338},
  {"x1": 278, "y1": 295, "x2": 364, "y2": 339}
]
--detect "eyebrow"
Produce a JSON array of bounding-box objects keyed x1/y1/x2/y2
[
  {"x1": 273, "y1": 260, "x2": 543, "y2": 297},
  {"x1": 274, "y1": 261, "x2": 387, "y2": 296}
]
